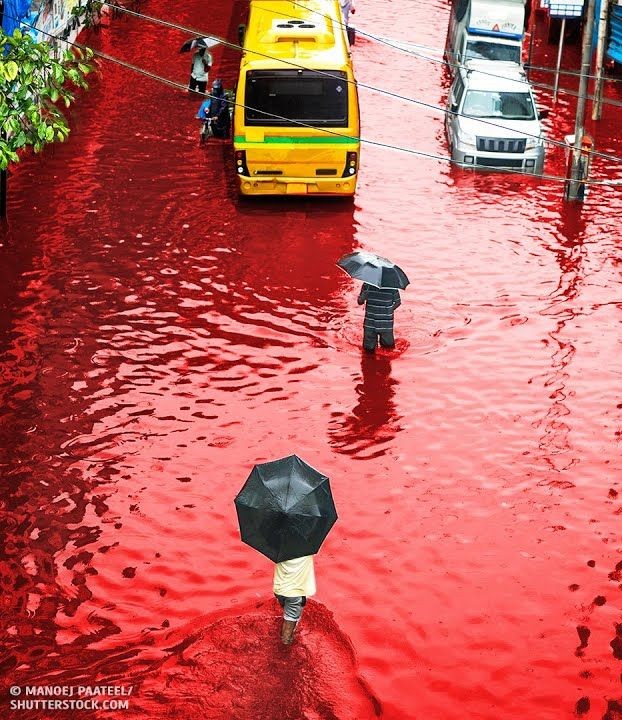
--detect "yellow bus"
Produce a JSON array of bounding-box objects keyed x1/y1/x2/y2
[{"x1": 233, "y1": 0, "x2": 360, "y2": 196}]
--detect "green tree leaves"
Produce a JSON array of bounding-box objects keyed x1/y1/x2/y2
[
  {"x1": 0, "y1": 29, "x2": 95, "y2": 170},
  {"x1": 0, "y1": 62, "x2": 19, "y2": 82}
]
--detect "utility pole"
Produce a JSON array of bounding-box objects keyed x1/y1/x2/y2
[
  {"x1": 592, "y1": 0, "x2": 610, "y2": 120},
  {"x1": 553, "y1": 17, "x2": 567, "y2": 100},
  {"x1": 565, "y1": 0, "x2": 597, "y2": 201}
]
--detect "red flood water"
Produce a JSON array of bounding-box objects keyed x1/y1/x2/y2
[{"x1": 2, "y1": 1, "x2": 622, "y2": 718}]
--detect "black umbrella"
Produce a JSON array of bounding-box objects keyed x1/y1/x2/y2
[
  {"x1": 179, "y1": 36, "x2": 221, "y2": 53},
  {"x1": 234, "y1": 455, "x2": 338, "y2": 563},
  {"x1": 337, "y1": 250, "x2": 410, "y2": 289}
]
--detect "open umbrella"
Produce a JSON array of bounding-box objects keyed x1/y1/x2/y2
[
  {"x1": 179, "y1": 36, "x2": 221, "y2": 53},
  {"x1": 337, "y1": 250, "x2": 410, "y2": 289},
  {"x1": 234, "y1": 455, "x2": 338, "y2": 563}
]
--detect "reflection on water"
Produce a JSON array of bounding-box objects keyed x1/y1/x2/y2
[
  {"x1": 328, "y1": 351, "x2": 402, "y2": 458},
  {"x1": 534, "y1": 205, "x2": 587, "y2": 481},
  {"x1": 96, "y1": 601, "x2": 382, "y2": 720}
]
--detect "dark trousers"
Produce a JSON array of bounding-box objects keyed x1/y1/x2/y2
[
  {"x1": 363, "y1": 327, "x2": 395, "y2": 352},
  {"x1": 189, "y1": 77, "x2": 207, "y2": 94}
]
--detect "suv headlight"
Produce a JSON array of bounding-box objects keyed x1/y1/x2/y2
[
  {"x1": 525, "y1": 136, "x2": 543, "y2": 150},
  {"x1": 460, "y1": 131, "x2": 477, "y2": 147}
]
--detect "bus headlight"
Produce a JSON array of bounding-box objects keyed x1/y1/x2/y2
[{"x1": 342, "y1": 151, "x2": 358, "y2": 178}]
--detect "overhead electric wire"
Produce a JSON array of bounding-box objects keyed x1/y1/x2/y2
[
  {"x1": 5, "y1": 13, "x2": 569, "y2": 184},
  {"x1": 330, "y1": 30, "x2": 620, "y2": 85},
  {"x1": 6, "y1": 11, "x2": 622, "y2": 186},
  {"x1": 92, "y1": 1, "x2": 622, "y2": 170},
  {"x1": 274, "y1": 1, "x2": 622, "y2": 142},
  {"x1": 360, "y1": 31, "x2": 622, "y2": 85},
  {"x1": 357, "y1": 27, "x2": 622, "y2": 110},
  {"x1": 278, "y1": 0, "x2": 622, "y2": 98},
  {"x1": 232, "y1": 0, "x2": 622, "y2": 162}
]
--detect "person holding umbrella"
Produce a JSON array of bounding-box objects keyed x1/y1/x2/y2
[
  {"x1": 188, "y1": 47, "x2": 212, "y2": 95},
  {"x1": 180, "y1": 37, "x2": 220, "y2": 95},
  {"x1": 234, "y1": 455, "x2": 337, "y2": 646},
  {"x1": 337, "y1": 251, "x2": 409, "y2": 353}
]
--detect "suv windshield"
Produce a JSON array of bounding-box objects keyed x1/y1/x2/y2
[
  {"x1": 245, "y1": 70, "x2": 348, "y2": 127},
  {"x1": 465, "y1": 41, "x2": 521, "y2": 64},
  {"x1": 462, "y1": 90, "x2": 536, "y2": 120}
]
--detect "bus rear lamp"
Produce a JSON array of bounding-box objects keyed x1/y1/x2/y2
[
  {"x1": 235, "y1": 150, "x2": 250, "y2": 176},
  {"x1": 342, "y1": 151, "x2": 358, "y2": 178}
]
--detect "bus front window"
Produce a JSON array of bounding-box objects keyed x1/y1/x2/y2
[{"x1": 245, "y1": 70, "x2": 349, "y2": 127}]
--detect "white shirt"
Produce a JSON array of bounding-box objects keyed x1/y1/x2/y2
[
  {"x1": 273, "y1": 555, "x2": 316, "y2": 597},
  {"x1": 339, "y1": 0, "x2": 353, "y2": 23},
  {"x1": 191, "y1": 51, "x2": 212, "y2": 81}
]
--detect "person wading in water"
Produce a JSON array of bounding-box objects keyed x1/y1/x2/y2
[
  {"x1": 273, "y1": 555, "x2": 316, "y2": 645},
  {"x1": 357, "y1": 282, "x2": 401, "y2": 352}
]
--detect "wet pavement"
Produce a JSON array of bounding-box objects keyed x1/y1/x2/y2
[{"x1": 2, "y1": 1, "x2": 622, "y2": 719}]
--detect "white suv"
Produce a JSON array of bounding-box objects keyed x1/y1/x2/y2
[{"x1": 445, "y1": 62, "x2": 547, "y2": 174}]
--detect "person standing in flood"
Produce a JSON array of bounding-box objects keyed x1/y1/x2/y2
[
  {"x1": 357, "y1": 282, "x2": 401, "y2": 352},
  {"x1": 273, "y1": 555, "x2": 316, "y2": 645},
  {"x1": 337, "y1": 251, "x2": 409, "y2": 352},
  {"x1": 188, "y1": 47, "x2": 212, "y2": 95}
]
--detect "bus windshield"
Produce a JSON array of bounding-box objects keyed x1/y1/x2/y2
[
  {"x1": 244, "y1": 70, "x2": 349, "y2": 127},
  {"x1": 465, "y1": 41, "x2": 521, "y2": 64},
  {"x1": 462, "y1": 90, "x2": 536, "y2": 120}
]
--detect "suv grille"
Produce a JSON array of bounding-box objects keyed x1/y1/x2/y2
[
  {"x1": 476, "y1": 157, "x2": 524, "y2": 168},
  {"x1": 476, "y1": 137, "x2": 526, "y2": 153}
]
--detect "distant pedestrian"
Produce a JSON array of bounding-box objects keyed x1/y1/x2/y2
[
  {"x1": 357, "y1": 282, "x2": 401, "y2": 352},
  {"x1": 196, "y1": 79, "x2": 230, "y2": 142},
  {"x1": 339, "y1": 0, "x2": 355, "y2": 27},
  {"x1": 196, "y1": 79, "x2": 231, "y2": 143},
  {"x1": 188, "y1": 47, "x2": 212, "y2": 95},
  {"x1": 207, "y1": 79, "x2": 231, "y2": 138},
  {"x1": 273, "y1": 555, "x2": 316, "y2": 645}
]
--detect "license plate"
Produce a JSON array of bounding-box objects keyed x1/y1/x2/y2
[{"x1": 286, "y1": 183, "x2": 307, "y2": 194}]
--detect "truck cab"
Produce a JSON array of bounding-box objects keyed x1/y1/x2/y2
[{"x1": 446, "y1": 0, "x2": 525, "y2": 75}]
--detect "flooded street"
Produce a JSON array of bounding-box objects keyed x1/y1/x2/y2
[{"x1": 2, "y1": 0, "x2": 622, "y2": 718}]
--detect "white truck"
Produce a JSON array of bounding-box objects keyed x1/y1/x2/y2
[{"x1": 446, "y1": 0, "x2": 526, "y2": 75}]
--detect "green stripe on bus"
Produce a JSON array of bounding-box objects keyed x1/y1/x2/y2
[{"x1": 234, "y1": 136, "x2": 359, "y2": 144}]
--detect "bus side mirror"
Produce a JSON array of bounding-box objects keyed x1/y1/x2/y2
[
  {"x1": 450, "y1": 101, "x2": 459, "y2": 113},
  {"x1": 538, "y1": 108, "x2": 549, "y2": 120}
]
